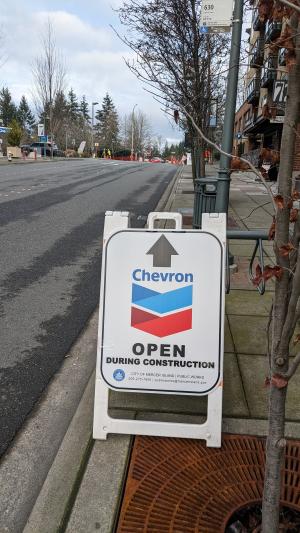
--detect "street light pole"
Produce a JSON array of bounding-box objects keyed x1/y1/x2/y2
[
  {"x1": 216, "y1": 0, "x2": 244, "y2": 212},
  {"x1": 131, "y1": 104, "x2": 137, "y2": 161},
  {"x1": 92, "y1": 102, "x2": 99, "y2": 157}
]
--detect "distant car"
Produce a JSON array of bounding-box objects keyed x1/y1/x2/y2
[
  {"x1": 30, "y1": 142, "x2": 65, "y2": 157},
  {"x1": 149, "y1": 157, "x2": 164, "y2": 163},
  {"x1": 20, "y1": 145, "x2": 33, "y2": 156}
]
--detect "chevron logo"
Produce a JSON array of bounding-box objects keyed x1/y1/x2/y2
[{"x1": 131, "y1": 283, "x2": 193, "y2": 338}]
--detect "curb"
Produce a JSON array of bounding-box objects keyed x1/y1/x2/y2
[
  {"x1": 23, "y1": 375, "x2": 95, "y2": 533},
  {"x1": 0, "y1": 311, "x2": 99, "y2": 533},
  {"x1": 155, "y1": 165, "x2": 183, "y2": 213}
]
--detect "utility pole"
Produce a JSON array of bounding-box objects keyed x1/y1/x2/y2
[
  {"x1": 131, "y1": 104, "x2": 137, "y2": 160},
  {"x1": 92, "y1": 102, "x2": 99, "y2": 157},
  {"x1": 215, "y1": 0, "x2": 244, "y2": 213}
]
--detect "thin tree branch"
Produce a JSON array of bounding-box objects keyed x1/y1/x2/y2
[
  {"x1": 279, "y1": 0, "x2": 300, "y2": 15},
  {"x1": 282, "y1": 352, "x2": 300, "y2": 379}
]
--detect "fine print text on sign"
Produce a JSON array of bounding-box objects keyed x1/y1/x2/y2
[
  {"x1": 100, "y1": 230, "x2": 224, "y2": 396},
  {"x1": 200, "y1": 0, "x2": 234, "y2": 33}
]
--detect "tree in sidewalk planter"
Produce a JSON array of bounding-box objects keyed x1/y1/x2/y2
[
  {"x1": 7, "y1": 118, "x2": 23, "y2": 147},
  {"x1": 0, "y1": 87, "x2": 17, "y2": 126},
  {"x1": 95, "y1": 94, "x2": 119, "y2": 152},
  {"x1": 177, "y1": 2, "x2": 300, "y2": 529},
  {"x1": 116, "y1": 0, "x2": 229, "y2": 178},
  {"x1": 259, "y1": 3, "x2": 300, "y2": 531}
]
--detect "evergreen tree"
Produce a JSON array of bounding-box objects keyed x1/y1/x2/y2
[
  {"x1": 67, "y1": 88, "x2": 80, "y2": 121},
  {"x1": 80, "y1": 95, "x2": 90, "y2": 121},
  {"x1": 17, "y1": 95, "x2": 35, "y2": 134},
  {"x1": 95, "y1": 93, "x2": 119, "y2": 149},
  {"x1": 7, "y1": 118, "x2": 23, "y2": 146},
  {"x1": 0, "y1": 87, "x2": 17, "y2": 126}
]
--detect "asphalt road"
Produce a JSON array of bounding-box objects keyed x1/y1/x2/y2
[{"x1": 0, "y1": 159, "x2": 177, "y2": 455}]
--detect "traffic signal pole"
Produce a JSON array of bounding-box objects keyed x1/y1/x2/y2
[{"x1": 215, "y1": 0, "x2": 244, "y2": 213}]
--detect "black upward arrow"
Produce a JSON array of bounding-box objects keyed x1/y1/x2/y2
[{"x1": 147, "y1": 235, "x2": 178, "y2": 268}]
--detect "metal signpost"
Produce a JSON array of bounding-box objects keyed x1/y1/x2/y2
[{"x1": 93, "y1": 211, "x2": 226, "y2": 447}]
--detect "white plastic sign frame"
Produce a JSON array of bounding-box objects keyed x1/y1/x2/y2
[{"x1": 93, "y1": 211, "x2": 226, "y2": 447}]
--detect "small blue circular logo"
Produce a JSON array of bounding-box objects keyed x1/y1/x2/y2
[{"x1": 113, "y1": 369, "x2": 125, "y2": 382}]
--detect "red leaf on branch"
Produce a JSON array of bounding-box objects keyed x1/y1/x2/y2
[
  {"x1": 290, "y1": 209, "x2": 299, "y2": 223},
  {"x1": 263, "y1": 265, "x2": 284, "y2": 282},
  {"x1": 279, "y1": 243, "x2": 296, "y2": 257},
  {"x1": 252, "y1": 265, "x2": 263, "y2": 286},
  {"x1": 274, "y1": 195, "x2": 285, "y2": 209},
  {"x1": 292, "y1": 190, "x2": 300, "y2": 201},
  {"x1": 263, "y1": 265, "x2": 276, "y2": 281},
  {"x1": 271, "y1": 374, "x2": 288, "y2": 389},
  {"x1": 272, "y1": 265, "x2": 284, "y2": 280},
  {"x1": 268, "y1": 217, "x2": 276, "y2": 240}
]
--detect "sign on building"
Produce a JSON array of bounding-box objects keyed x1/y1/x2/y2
[
  {"x1": 93, "y1": 211, "x2": 226, "y2": 447},
  {"x1": 273, "y1": 80, "x2": 288, "y2": 105},
  {"x1": 200, "y1": 0, "x2": 234, "y2": 33}
]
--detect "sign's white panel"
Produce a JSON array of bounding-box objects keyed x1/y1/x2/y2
[
  {"x1": 200, "y1": 0, "x2": 234, "y2": 32},
  {"x1": 99, "y1": 230, "x2": 224, "y2": 395}
]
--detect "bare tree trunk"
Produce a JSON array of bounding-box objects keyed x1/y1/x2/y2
[
  {"x1": 199, "y1": 137, "x2": 206, "y2": 177},
  {"x1": 262, "y1": 16, "x2": 300, "y2": 533}
]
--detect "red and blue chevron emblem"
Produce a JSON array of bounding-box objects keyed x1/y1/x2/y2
[{"x1": 131, "y1": 283, "x2": 193, "y2": 337}]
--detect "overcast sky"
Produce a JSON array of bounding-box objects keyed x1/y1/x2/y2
[{"x1": 0, "y1": 0, "x2": 183, "y2": 145}]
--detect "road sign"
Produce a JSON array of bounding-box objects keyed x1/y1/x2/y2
[
  {"x1": 273, "y1": 80, "x2": 288, "y2": 105},
  {"x1": 200, "y1": 0, "x2": 234, "y2": 33},
  {"x1": 38, "y1": 124, "x2": 45, "y2": 137},
  {"x1": 0, "y1": 126, "x2": 10, "y2": 134},
  {"x1": 39, "y1": 135, "x2": 48, "y2": 142},
  {"x1": 100, "y1": 227, "x2": 224, "y2": 396},
  {"x1": 78, "y1": 141, "x2": 86, "y2": 154}
]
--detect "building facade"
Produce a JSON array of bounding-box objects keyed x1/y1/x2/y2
[{"x1": 234, "y1": 0, "x2": 300, "y2": 172}]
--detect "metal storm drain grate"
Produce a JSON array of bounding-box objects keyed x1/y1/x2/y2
[{"x1": 116, "y1": 435, "x2": 300, "y2": 533}]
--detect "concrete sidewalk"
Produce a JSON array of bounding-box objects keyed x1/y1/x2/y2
[{"x1": 5, "y1": 165, "x2": 300, "y2": 532}]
